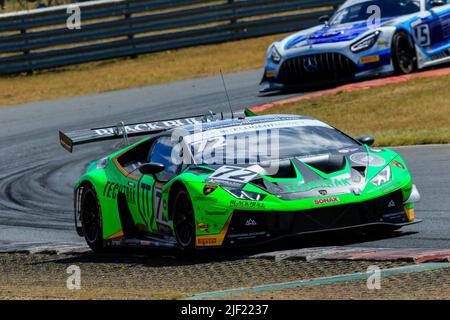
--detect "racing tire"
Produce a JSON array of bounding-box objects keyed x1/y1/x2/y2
[
  {"x1": 80, "y1": 186, "x2": 104, "y2": 253},
  {"x1": 172, "y1": 186, "x2": 196, "y2": 252},
  {"x1": 392, "y1": 31, "x2": 417, "y2": 75}
]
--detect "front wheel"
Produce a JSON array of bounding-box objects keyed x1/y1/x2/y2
[
  {"x1": 80, "y1": 186, "x2": 104, "y2": 253},
  {"x1": 172, "y1": 187, "x2": 196, "y2": 252},
  {"x1": 392, "y1": 31, "x2": 417, "y2": 75}
]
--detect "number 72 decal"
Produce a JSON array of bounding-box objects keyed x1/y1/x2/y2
[
  {"x1": 206, "y1": 166, "x2": 259, "y2": 184},
  {"x1": 414, "y1": 24, "x2": 431, "y2": 47}
]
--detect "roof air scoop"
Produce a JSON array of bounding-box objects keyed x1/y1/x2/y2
[{"x1": 302, "y1": 154, "x2": 346, "y2": 174}]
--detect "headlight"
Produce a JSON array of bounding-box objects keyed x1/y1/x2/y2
[
  {"x1": 223, "y1": 187, "x2": 267, "y2": 201},
  {"x1": 370, "y1": 165, "x2": 391, "y2": 186},
  {"x1": 351, "y1": 31, "x2": 380, "y2": 53},
  {"x1": 270, "y1": 45, "x2": 281, "y2": 64},
  {"x1": 96, "y1": 157, "x2": 109, "y2": 169}
]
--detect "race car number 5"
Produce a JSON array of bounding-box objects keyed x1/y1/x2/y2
[{"x1": 414, "y1": 24, "x2": 431, "y2": 47}]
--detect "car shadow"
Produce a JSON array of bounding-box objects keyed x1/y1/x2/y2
[
  {"x1": 258, "y1": 63, "x2": 450, "y2": 98},
  {"x1": 258, "y1": 77, "x2": 379, "y2": 97},
  {"x1": 48, "y1": 229, "x2": 417, "y2": 267}
]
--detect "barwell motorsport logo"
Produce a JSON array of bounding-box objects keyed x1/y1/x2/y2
[{"x1": 245, "y1": 218, "x2": 258, "y2": 226}]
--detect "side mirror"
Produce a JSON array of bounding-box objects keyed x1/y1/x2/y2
[
  {"x1": 138, "y1": 162, "x2": 165, "y2": 175},
  {"x1": 357, "y1": 136, "x2": 375, "y2": 146},
  {"x1": 430, "y1": 0, "x2": 445, "y2": 7},
  {"x1": 319, "y1": 15, "x2": 330, "y2": 24}
]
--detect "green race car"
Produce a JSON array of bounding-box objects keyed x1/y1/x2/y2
[{"x1": 59, "y1": 110, "x2": 421, "y2": 252}]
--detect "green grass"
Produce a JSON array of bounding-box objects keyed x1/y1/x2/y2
[
  {"x1": 260, "y1": 74, "x2": 450, "y2": 146},
  {"x1": 0, "y1": 33, "x2": 286, "y2": 107}
]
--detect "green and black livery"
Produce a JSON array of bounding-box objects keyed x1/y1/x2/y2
[{"x1": 59, "y1": 110, "x2": 421, "y2": 252}]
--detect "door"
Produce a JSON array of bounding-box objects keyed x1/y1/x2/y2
[
  {"x1": 136, "y1": 174, "x2": 157, "y2": 233},
  {"x1": 416, "y1": 0, "x2": 450, "y2": 52},
  {"x1": 137, "y1": 136, "x2": 182, "y2": 235}
]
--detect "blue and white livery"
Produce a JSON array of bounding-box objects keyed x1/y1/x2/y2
[{"x1": 261, "y1": 0, "x2": 450, "y2": 92}]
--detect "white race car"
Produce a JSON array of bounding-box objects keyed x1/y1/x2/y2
[{"x1": 261, "y1": 0, "x2": 450, "y2": 92}]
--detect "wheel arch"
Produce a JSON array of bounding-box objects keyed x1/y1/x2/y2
[
  {"x1": 168, "y1": 179, "x2": 197, "y2": 251},
  {"x1": 74, "y1": 172, "x2": 119, "y2": 240},
  {"x1": 74, "y1": 179, "x2": 96, "y2": 237},
  {"x1": 168, "y1": 180, "x2": 188, "y2": 221},
  {"x1": 393, "y1": 27, "x2": 415, "y2": 43},
  {"x1": 391, "y1": 28, "x2": 418, "y2": 73}
]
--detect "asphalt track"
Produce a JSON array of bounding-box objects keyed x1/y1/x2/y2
[{"x1": 0, "y1": 70, "x2": 448, "y2": 251}]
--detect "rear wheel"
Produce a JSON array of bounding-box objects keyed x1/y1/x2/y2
[
  {"x1": 80, "y1": 186, "x2": 104, "y2": 253},
  {"x1": 392, "y1": 31, "x2": 417, "y2": 74},
  {"x1": 172, "y1": 187, "x2": 196, "y2": 252}
]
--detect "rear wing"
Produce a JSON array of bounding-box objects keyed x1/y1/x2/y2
[{"x1": 59, "y1": 109, "x2": 253, "y2": 152}]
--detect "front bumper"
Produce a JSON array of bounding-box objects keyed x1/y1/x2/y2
[
  {"x1": 260, "y1": 49, "x2": 393, "y2": 92},
  {"x1": 218, "y1": 189, "x2": 420, "y2": 247}
]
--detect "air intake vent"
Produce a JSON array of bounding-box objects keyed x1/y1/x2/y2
[
  {"x1": 278, "y1": 53, "x2": 357, "y2": 85},
  {"x1": 265, "y1": 160, "x2": 297, "y2": 179},
  {"x1": 303, "y1": 154, "x2": 346, "y2": 174}
]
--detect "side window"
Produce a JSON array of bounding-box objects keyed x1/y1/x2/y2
[
  {"x1": 427, "y1": 0, "x2": 449, "y2": 10},
  {"x1": 116, "y1": 138, "x2": 153, "y2": 175},
  {"x1": 149, "y1": 136, "x2": 180, "y2": 181}
]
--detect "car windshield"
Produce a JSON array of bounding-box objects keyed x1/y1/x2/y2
[
  {"x1": 329, "y1": 0, "x2": 421, "y2": 25},
  {"x1": 188, "y1": 121, "x2": 359, "y2": 165}
]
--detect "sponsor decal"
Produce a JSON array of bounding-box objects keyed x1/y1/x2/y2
[
  {"x1": 388, "y1": 200, "x2": 396, "y2": 208},
  {"x1": 338, "y1": 147, "x2": 359, "y2": 154},
  {"x1": 194, "y1": 196, "x2": 219, "y2": 203},
  {"x1": 228, "y1": 231, "x2": 267, "y2": 239},
  {"x1": 391, "y1": 160, "x2": 405, "y2": 169},
  {"x1": 103, "y1": 181, "x2": 136, "y2": 204},
  {"x1": 265, "y1": 70, "x2": 276, "y2": 78},
  {"x1": 379, "y1": 182, "x2": 397, "y2": 193},
  {"x1": 350, "y1": 153, "x2": 386, "y2": 167},
  {"x1": 197, "y1": 223, "x2": 209, "y2": 233},
  {"x1": 440, "y1": 13, "x2": 450, "y2": 39},
  {"x1": 314, "y1": 197, "x2": 340, "y2": 205},
  {"x1": 229, "y1": 199, "x2": 265, "y2": 209},
  {"x1": 109, "y1": 240, "x2": 122, "y2": 247},
  {"x1": 282, "y1": 178, "x2": 351, "y2": 193},
  {"x1": 183, "y1": 119, "x2": 331, "y2": 149},
  {"x1": 197, "y1": 237, "x2": 218, "y2": 246},
  {"x1": 318, "y1": 190, "x2": 328, "y2": 196},
  {"x1": 203, "y1": 185, "x2": 218, "y2": 195},
  {"x1": 360, "y1": 55, "x2": 380, "y2": 64},
  {"x1": 245, "y1": 218, "x2": 258, "y2": 227},
  {"x1": 205, "y1": 210, "x2": 228, "y2": 216},
  {"x1": 93, "y1": 118, "x2": 202, "y2": 137}
]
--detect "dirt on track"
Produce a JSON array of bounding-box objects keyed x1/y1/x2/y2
[{"x1": 1, "y1": 252, "x2": 448, "y2": 300}]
